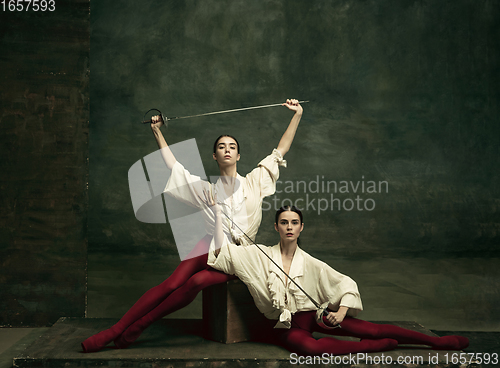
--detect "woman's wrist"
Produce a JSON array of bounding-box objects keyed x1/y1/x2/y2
[{"x1": 338, "y1": 306, "x2": 349, "y2": 316}]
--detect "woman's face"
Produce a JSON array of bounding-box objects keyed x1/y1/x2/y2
[
  {"x1": 213, "y1": 136, "x2": 240, "y2": 166},
  {"x1": 275, "y1": 210, "x2": 304, "y2": 243}
]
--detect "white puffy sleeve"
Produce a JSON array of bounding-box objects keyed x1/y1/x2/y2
[
  {"x1": 163, "y1": 161, "x2": 210, "y2": 208},
  {"x1": 246, "y1": 148, "x2": 287, "y2": 198},
  {"x1": 318, "y1": 264, "x2": 363, "y2": 317}
]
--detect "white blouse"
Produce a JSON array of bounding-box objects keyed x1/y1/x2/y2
[
  {"x1": 163, "y1": 149, "x2": 286, "y2": 245},
  {"x1": 207, "y1": 241, "x2": 363, "y2": 329}
]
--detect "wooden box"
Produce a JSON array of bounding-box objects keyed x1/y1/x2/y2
[{"x1": 202, "y1": 278, "x2": 271, "y2": 343}]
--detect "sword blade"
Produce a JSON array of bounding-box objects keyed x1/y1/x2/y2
[{"x1": 167, "y1": 101, "x2": 309, "y2": 121}]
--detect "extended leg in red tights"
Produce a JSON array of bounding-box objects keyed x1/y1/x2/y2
[
  {"x1": 115, "y1": 268, "x2": 236, "y2": 348},
  {"x1": 277, "y1": 328, "x2": 398, "y2": 356},
  {"x1": 336, "y1": 318, "x2": 469, "y2": 350},
  {"x1": 81, "y1": 235, "x2": 212, "y2": 353}
]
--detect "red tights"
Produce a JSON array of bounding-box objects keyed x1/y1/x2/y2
[
  {"x1": 274, "y1": 311, "x2": 469, "y2": 356},
  {"x1": 81, "y1": 234, "x2": 235, "y2": 352}
]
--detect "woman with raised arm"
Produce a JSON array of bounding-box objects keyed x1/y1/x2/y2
[
  {"x1": 206, "y1": 203, "x2": 469, "y2": 356},
  {"x1": 81, "y1": 99, "x2": 303, "y2": 352}
]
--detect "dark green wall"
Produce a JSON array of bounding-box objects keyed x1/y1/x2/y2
[
  {"x1": 0, "y1": 0, "x2": 89, "y2": 326},
  {"x1": 88, "y1": 1, "x2": 499, "y2": 328}
]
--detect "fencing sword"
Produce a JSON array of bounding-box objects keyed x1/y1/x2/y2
[
  {"x1": 141, "y1": 101, "x2": 309, "y2": 125},
  {"x1": 210, "y1": 202, "x2": 341, "y2": 330}
]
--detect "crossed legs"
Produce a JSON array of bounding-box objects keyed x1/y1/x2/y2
[
  {"x1": 275, "y1": 312, "x2": 469, "y2": 356},
  {"x1": 114, "y1": 268, "x2": 236, "y2": 348}
]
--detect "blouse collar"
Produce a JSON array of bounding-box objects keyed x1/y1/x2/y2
[
  {"x1": 269, "y1": 243, "x2": 304, "y2": 281},
  {"x1": 213, "y1": 173, "x2": 246, "y2": 211}
]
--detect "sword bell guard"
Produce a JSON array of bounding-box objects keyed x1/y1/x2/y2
[
  {"x1": 316, "y1": 302, "x2": 341, "y2": 330},
  {"x1": 142, "y1": 108, "x2": 168, "y2": 128}
]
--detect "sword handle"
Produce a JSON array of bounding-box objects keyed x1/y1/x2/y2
[
  {"x1": 142, "y1": 116, "x2": 169, "y2": 124},
  {"x1": 142, "y1": 108, "x2": 167, "y2": 126},
  {"x1": 321, "y1": 307, "x2": 342, "y2": 329}
]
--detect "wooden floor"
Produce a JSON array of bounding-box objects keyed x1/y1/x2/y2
[{"x1": 8, "y1": 317, "x2": 486, "y2": 368}]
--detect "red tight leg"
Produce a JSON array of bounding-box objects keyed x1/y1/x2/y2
[
  {"x1": 276, "y1": 327, "x2": 397, "y2": 356},
  {"x1": 81, "y1": 235, "x2": 212, "y2": 353},
  {"x1": 336, "y1": 317, "x2": 469, "y2": 350},
  {"x1": 290, "y1": 312, "x2": 468, "y2": 351},
  {"x1": 115, "y1": 268, "x2": 236, "y2": 348}
]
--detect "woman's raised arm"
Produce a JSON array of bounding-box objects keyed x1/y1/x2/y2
[
  {"x1": 276, "y1": 99, "x2": 303, "y2": 157},
  {"x1": 151, "y1": 115, "x2": 177, "y2": 170}
]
